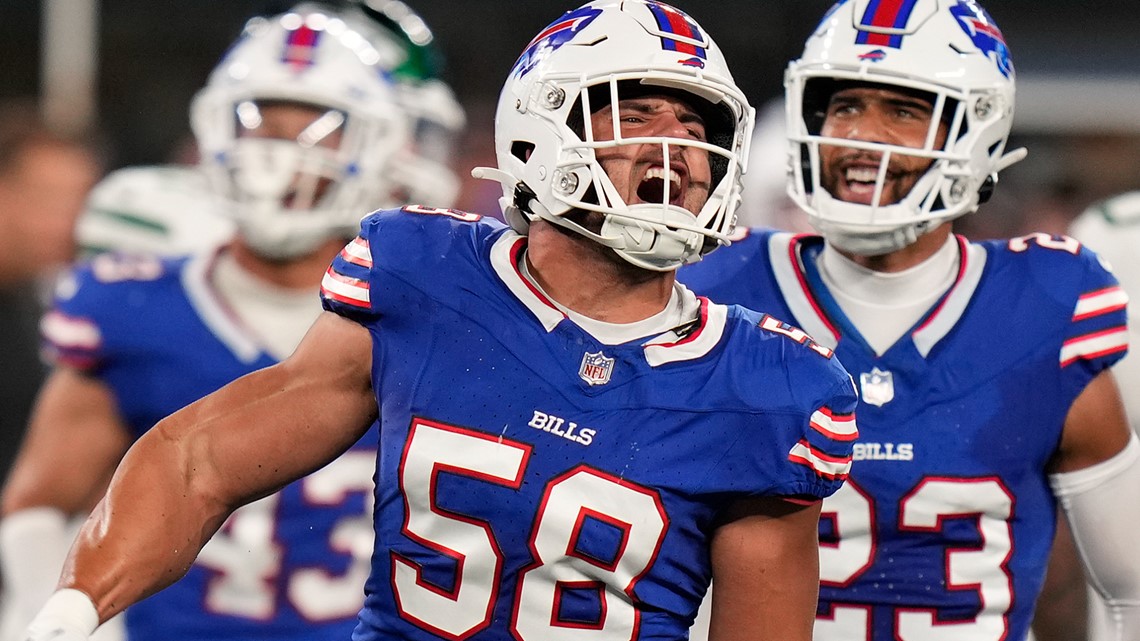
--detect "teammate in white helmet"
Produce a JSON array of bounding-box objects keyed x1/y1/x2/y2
[
  {"x1": 681, "y1": 1, "x2": 1140, "y2": 640},
  {"x1": 74, "y1": 0, "x2": 465, "y2": 259}
]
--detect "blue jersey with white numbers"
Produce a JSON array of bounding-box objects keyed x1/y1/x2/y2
[
  {"x1": 42, "y1": 251, "x2": 378, "y2": 641},
  {"x1": 679, "y1": 229, "x2": 1129, "y2": 641},
  {"x1": 319, "y1": 207, "x2": 859, "y2": 641}
]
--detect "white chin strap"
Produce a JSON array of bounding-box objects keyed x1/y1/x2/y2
[
  {"x1": 236, "y1": 208, "x2": 337, "y2": 260},
  {"x1": 806, "y1": 184, "x2": 944, "y2": 257},
  {"x1": 812, "y1": 217, "x2": 932, "y2": 257},
  {"x1": 600, "y1": 204, "x2": 704, "y2": 271},
  {"x1": 535, "y1": 195, "x2": 704, "y2": 272},
  {"x1": 471, "y1": 167, "x2": 704, "y2": 272}
]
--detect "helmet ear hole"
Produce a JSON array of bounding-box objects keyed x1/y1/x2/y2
[
  {"x1": 977, "y1": 175, "x2": 996, "y2": 204},
  {"x1": 510, "y1": 141, "x2": 535, "y2": 163}
]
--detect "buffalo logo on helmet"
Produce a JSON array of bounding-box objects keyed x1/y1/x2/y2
[
  {"x1": 857, "y1": 48, "x2": 888, "y2": 62},
  {"x1": 511, "y1": 6, "x2": 603, "y2": 78},
  {"x1": 949, "y1": 0, "x2": 1013, "y2": 78}
]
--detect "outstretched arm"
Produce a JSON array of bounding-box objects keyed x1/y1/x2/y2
[
  {"x1": 51, "y1": 312, "x2": 378, "y2": 625},
  {"x1": 708, "y1": 497, "x2": 823, "y2": 641}
]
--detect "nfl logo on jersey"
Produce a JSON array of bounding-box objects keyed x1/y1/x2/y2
[
  {"x1": 579, "y1": 351, "x2": 615, "y2": 386},
  {"x1": 860, "y1": 367, "x2": 895, "y2": 406}
]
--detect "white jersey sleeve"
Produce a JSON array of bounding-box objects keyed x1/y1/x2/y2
[{"x1": 76, "y1": 165, "x2": 235, "y2": 257}]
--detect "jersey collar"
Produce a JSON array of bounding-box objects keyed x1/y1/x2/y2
[
  {"x1": 489, "y1": 231, "x2": 727, "y2": 365},
  {"x1": 767, "y1": 232, "x2": 986, "y2": 357}
]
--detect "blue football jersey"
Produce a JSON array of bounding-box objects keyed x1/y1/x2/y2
[
  {"x1": 679, "y1": 229, "x2": 1129, "y2": 641},
  {"x1": 319, "y1": 207, "x2": 859, "y2": 641},
  {"x1": 42, "y1": 251, "x2": 378, "y2": 641}
]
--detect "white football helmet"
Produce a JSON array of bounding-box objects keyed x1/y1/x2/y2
[
  {"x1": 785, "y1": 0, "x2": 1027, "y2": 256},
  {"x1": 191, "y1": 6, "x2": 411, "y2": 260},
  {"x1": 475, "y1": 0, "x2": 754, "y2": 272}
]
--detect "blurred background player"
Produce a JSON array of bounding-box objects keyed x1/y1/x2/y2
[
  {"x1": 1068, "y1": 191, "x2": 1140, "y2": 641},
  {"x1": 74, "y1": 0, "x2": 465, "y2": 259},
  {"x1": 0, "y1": 104, "x2": 103, "y2": 631},
  {"x1": 681, "y1": 0, "x2": 1140, "y2": 639},
  {"x1": 0, "y1": 102, "x2": 102, "y2": 489},
  {"x1": 0, "y1": 3, "x2": 438, "y2": 640}
]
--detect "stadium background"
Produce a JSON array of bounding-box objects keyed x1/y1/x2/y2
[{"x1": 2, "y1": 0, "x2": 1138, "y2": 237}]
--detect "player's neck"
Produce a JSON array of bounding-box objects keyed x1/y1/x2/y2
[
  {"x1": 227, "y1": 237, "x2": 347, "y2": 290},
  {"x1": 832, "y1": 223, "x2": 954, "y2": 273},
  {"x1": 524, "y1": 220, "x2": 675, "y2": 324}
]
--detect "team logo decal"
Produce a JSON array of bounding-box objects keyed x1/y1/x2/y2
[
  {"x1": 512, "y1": 6, "x2": 602, "y2": 78},
  {"x1": 949, "y1": 0, "x2": 1013, "y2": 78},
  {"x1": 645, "y1": 2, "x2": 708, "y2": 61},
  {"x1": 854, "y1": 0, "x2": 921, "y2": 49},
  {"x1": 860, "y1": 367, "x2": 895, "y2": 407},
  {"x1": 281, "y1": 24, "x2": 322, "y2": 71},
  {"x1": 579, "y1": 351, "x2": 615, "y2": 386},
  {"x1": 857, "y1": 48, "x2": 888, "y2": 62}
]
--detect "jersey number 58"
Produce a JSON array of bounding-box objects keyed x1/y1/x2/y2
[{"x1": 394, "y1": 418, "x2": 669, "y2": 640}]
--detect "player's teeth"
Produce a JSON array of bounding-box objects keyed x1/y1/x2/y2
[
  {"x1": 645, "y1": 167, "x2": 681, "y2": 186},
  {"x1": 846, "y1": 167, "x2": 878, "y2": 182}
]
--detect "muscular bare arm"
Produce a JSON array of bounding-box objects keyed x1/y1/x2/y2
[
  {"x1": 58, "y1": 312, "x2": 379, "y2": 622},
  {"x1": 708, "y1": 497, "x2": 822, "y2": 641}
]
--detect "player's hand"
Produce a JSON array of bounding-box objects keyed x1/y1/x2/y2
[{"x1": 23, "y1": 590, "x2": 99, "y2": 641}]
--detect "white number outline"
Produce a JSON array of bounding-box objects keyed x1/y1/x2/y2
[
  {"x1": 393, "y1": 418, "x2": 670, "y2": 641},
  {"x1": 195, "y1": 450, "x2": 376, "y2": 622},
  {"x1": 391, "y1": 419, "x2": 532, "y2": 640},
  {"x1": 1007, "y1": 232, "x2": 1080, "y2": 255},
  {"x1": 403, "y1": 204, "x2": 482, "y2": 222},
  {"x1": 815, "y1": 476, "x2": 1015, "y2": 641},
  {"x1": 512, "y1": 465, "x2": 669, "y2": 639}
]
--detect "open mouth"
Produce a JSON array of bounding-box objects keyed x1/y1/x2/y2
[
  {"x1": 637, "y1": 165, "x2": 686, "y2": 207},
  {"x1": 838, "y1": 163, "x2": 893, "y2": 205}
]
